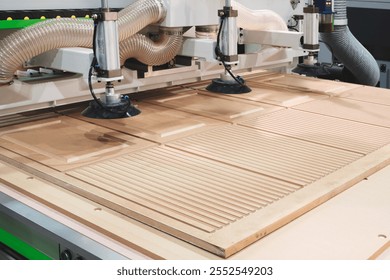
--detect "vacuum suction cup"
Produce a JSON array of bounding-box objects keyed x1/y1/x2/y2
[
  {"x1": 81, "y1": 98, "x2": 140, "y2": 119},
  {"x1": 206, "y1": 77, "x2": 251, "y2": 94}
]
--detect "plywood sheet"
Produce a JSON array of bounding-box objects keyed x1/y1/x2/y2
[
  {"x1": 66, "y1": 103, "x2": 224, "y2": 143},
  {"x1": 0, "y1": 116, "x2": 154, "y2": 171},
  {"x1": 239, "y1": 109, "x2": 390, "y2": 154},
  {"x1": 294, "y1": 98, "x2": 390, "y2": 128}
]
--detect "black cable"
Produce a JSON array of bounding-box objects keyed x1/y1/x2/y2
[
  {"x1": 215, "y1": 16, "x2": 245, "y2": 86},
  {"x1": 89, "y1": 17, "x2": 106, "y2": 110}
]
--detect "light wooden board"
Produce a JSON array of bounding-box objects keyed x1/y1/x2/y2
[
  {"x1": 336, "y1": 85, "x2": 390, "y2": 106},
  {"x1": 138, "y1": 88, "x2": 280, "y2": 123},
  {"x1": 239, "y1": 109, "x2": 390, "y2": 154},
  {"x1": 294, "y1": 98, "x2": 390, "y2": 128},
  {"x1": 0, "y1": 115, "x2": 154, "y2": 171},
  {"x1": 255, "y1": 74, "x2": 362, "y2": 95},
  {"x1": 200, "y1": 83, "x2": 323, "y2": 107},
  {"x1": 66, "y1": 103, "x2": 224, "y2": 144},
  {"x1": 1, "y1": 73, "x2": 390, "y2": 258}
]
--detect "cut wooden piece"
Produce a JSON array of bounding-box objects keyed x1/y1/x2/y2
[
  {"x1": 66, "y1": 103, "x2": 224, "y2": 143},
  {"x1": 0, "y1": 116, "x2": 154, "y2": 171},
  {"x1": 294, "y1": 98, "x2": 390, "y2": 128},
  {"x1": 337, "y1": 85, "x2": 390, "y2": 106},
  {"x1": 141, "y1": 89, "x2": 279, "y2": 123},
  {"x1": 197, "y1": 82, "x2": 324, "y2": 107},
  {"x1": 0, "y1": 163, "x2": 216, "y2": 260},
  {"x1": 168, "y1": 125, "x2": 362, "y2": 186},
  {"x1": 258, "y1": 74, "x2": 362, "y2": 95},
  {"x1": 239, "y1": 109, "x2": 390, "y2": 154}
]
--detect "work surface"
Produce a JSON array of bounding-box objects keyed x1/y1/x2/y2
[{"x1": 0, "y1": 71, "x2": 390, "y2": 259}]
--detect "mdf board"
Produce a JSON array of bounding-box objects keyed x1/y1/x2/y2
[
  {"x1": 293, "y1": 98, "x2": 390, "y2": 128},
  {"x1": 1, "y1": 74, "x2": 390, "y2": 258},
  {"x1": 0, "y1": 115, "x2": 154, "y2": 171},
  {"x1": 337, "y1": 85, "x2": 390, "y2": 106},
  {"x1": 66, "y1": 103, "x2": 224, "y2": 144},
  {"x1": 183, "y1": 72, "x2": 325, "y2": 108},
  {"x1": 138, "y1": 88, "x2": 279, "y2": 123},
  {"x1": 239, "y1": 109, "x2": 390, "y2": 155},
  {"x1": 255, "y1": 74, "x2": 362, "y2": 95}
]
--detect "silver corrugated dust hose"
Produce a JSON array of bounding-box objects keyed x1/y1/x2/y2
[
  {"x1": 120, "y1": 28, "x2": 183, "y2": 66},
  {"x1": 0, "y1": 0, "x2": 170, "y2": 84}
]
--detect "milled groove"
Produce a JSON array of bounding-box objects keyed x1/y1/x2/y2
[
  {"x1": 239, "y1": 109, "x2": 390, "y2": 155},
  {"x1": 168, "y1": 125, "x2": 362, "y2": 186},
  {"x1": 68, "y1": 146, "x2": 300, "y2": 233}
]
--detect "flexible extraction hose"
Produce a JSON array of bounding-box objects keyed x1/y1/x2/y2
[
  {"x1": 120, "y1": 28, "x2": 183, "y2": 66},
  {"x1": 0, "y1": 18, "x2": 93, "y2": 83},
  {"x1": 319, "y1": 0, "x2": 379, "y2": 86},
  {"x1": 0, "y1": 0, "x2": 170, "y2": 84}
]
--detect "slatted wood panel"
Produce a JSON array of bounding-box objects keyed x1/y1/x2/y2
[
  {"x1": 68, "y1": 146, "x2": 300, "y2": 233},
  {"x1": 239, "y1": 109, "x2": 390, "y2": 154},
  {"x1": 0, "y1": 116, "x2": 154, "y2": 171},
  {"x1": 294, "y1": 98, "x2": 390, "y2": 128},
  {"x1": 168, "y1": 125, "x2": 362, "y2": 186}
]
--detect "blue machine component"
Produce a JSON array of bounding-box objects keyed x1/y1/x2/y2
[
  {"x1": 315, "y1": 0, "x2": 333, "y2": 14},
  {"x1": 315, "y1": 0, "x2": 334, "y2": 32}
]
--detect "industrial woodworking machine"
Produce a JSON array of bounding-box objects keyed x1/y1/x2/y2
[{"x1": 0, "y1": 0, "x2": 389, "y2": 260}]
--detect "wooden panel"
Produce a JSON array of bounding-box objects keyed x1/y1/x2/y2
[
  {"x1": 294, "y1": 98, "x2": 390, "y2": 128},
  {"x1": 67, "y1": 146, "x2": 300, "y2": 233},
  {"x1": 140, "y1": 89, "x2": 279, "y2": 123},
  {"x1": 168, "y1": 125, "x2": 362, "y2": 186},
  {"x1": 1, "y1": 73, "x2": 390, "y2": 259},
  {"x1": 239, "y1": 109, "x2": 390, "y2": 154},
  {"x1": 193, "y1": 82, "x2": 324, "y2": 107},
  {"x1": 2, "y1": 140, "x2": 390, "y2": 258},
  {"x1": 66, "y1": 103, "x2": 223, "y2": 143},
  {"x1": 337, "y1": 85, "x2": 390, "y2": 106},
  {"x1": 257, "y1": 74, "x2": 362, "y2": 95},
  {"x1": 0, "y1": 116, "x2": 154, "y2": 171},
  {"x1": 183, "y1": 72, "x2": 322, "y2": 108}
]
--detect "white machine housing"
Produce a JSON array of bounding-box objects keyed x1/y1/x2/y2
[{"x1": 0, "y1": 0, "x2": 306, "y2": 116}]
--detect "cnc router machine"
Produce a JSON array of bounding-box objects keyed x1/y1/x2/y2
[{"x1": 0, "y1": 0, "x2": 389, "y2": 260}]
